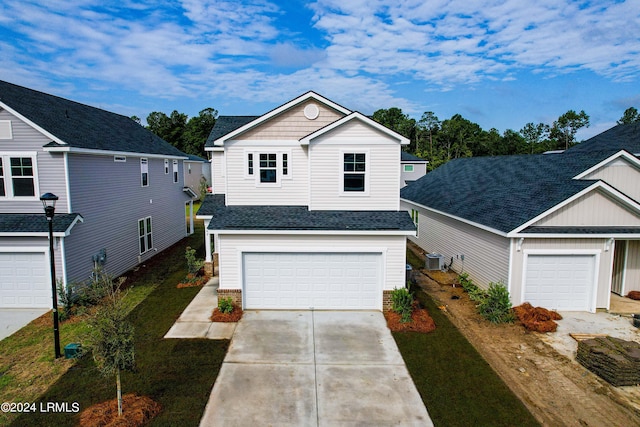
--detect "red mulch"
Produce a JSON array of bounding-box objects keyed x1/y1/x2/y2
[
  {"x1": 79, "y1": 394, "x2": 161, "y2": 427},
  {"x1": 210, "y1": 304, "x2": 243, "y2": 322},
  {"x1": 627, "y1": 291, "x2": 640, "y2": 301},
  {"x1": 384, "y1": 307, "x2": 436, "y2": 333},
  {"x1": 513, "y1": 302, "x2": 563, "y2": 333},
  {"x1": 176, "y1": 274, "x2": 209, "y2": 288}
]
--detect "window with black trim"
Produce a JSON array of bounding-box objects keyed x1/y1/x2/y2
[
  {"x1": 164, "y1": 159, "x2": 169, "y2": 174},
  {"x1": 282, "y1": 153, "x2": 288, "y2": 176},
  {"x1": 0, "y1": 159, "x2": 5, "y2": 197},
  {"x1": 173, "y1": 160, "x2": 178, "y2": 183},
  {"x1": 247, "y1": 153, "x2": 254, "y2": 175},
  {"x1": 138, "y1": 217, "x2": 153, "y2": 254},
  {"x1": 259, "y1": 153, "x2": 277, "y2": 183},
  {"x1": 140, "y1": 158, "x2": 149, "y2": 187},
  {"x1": 343, "y1": 153, "x2": 366, "y2": 192}
]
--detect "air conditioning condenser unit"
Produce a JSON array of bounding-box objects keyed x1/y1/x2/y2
[{"x1": 426, "y1": 253, "x2": 445, "y2": 271}]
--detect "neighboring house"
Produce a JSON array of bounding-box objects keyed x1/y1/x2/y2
[
  {"x1": 0, "y1": 80, "x2": 193, "y2": 308},
  {"x1": 401, "y1": 151, "x2": 428, "y2": 187},
  {"x1": 401, "y1": 122, "x2": 640, "y2": 313},
  {"x1": 197, "y1": 92, "x2": 415, "y2": 310},
  {"x1": 184, "y1": 154, "x2": 210, "y2": 196}
]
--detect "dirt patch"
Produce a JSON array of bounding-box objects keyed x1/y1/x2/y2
[
  {"x1": 384, "y1": 306, "x2": 436, "y2": 333},
  {"x1": 210, "y1": 305, "x2": 243, "y2": 322},
  {"x1": 79, "y1": 394, "x2": 161, "y2": 427},
  {"x1": 413, "y1": 266, "x2": 640, "y2": 426}
]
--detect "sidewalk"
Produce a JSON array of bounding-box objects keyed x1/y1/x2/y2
[{"x1": 164, "y1": 275, "x2": 236, "y2": 340}]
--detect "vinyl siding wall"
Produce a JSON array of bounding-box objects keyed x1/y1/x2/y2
[
  {"x1": 310, "y1": 121, "x2": 401, "y2": 210},
  {"x1": 211, "y1": 152, "x2": 225, "y2": 194},
  {"x1": 183, "y1": 160, "x2": 206, "y2": 192},
  {"x1": 217, "y1": 234, "x2": 407, "y2": 292},
  {"x1": 0, "y1": 109, "x2": 69, "y2": 213},
  {"x1": 582, "y1": 158, "x2": 640, "y2": 202},
  {"x1": 509, "y1": 238, "x2": 612, "y2": 309},
  {"x1": 64, "y1": 153, "x2": 188, "y2": 283},
  {"x1": 401, "y1": 162, "x2": 427, "y2": 187},
  {"x1": 623, "y1": 240, "x2": 640, "y2": 293},
  {"x1": 401, "y1": 201, "x2": 510, "y2": 289}
]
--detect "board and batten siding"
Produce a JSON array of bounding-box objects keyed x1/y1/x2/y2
[
  {"x1": 623, "y1": 240, "x2": 640, "y2": 293},
  {"x1": 533, "y1": 189, "x2": 640, "y2": 227},
  {"x1": 582, "y1": 158, "x2": 640, "y2": 203},
  {"x1": 401, "y1": 201, "x2": 510, "y2": 289},
  {"x1": 509, "y1": 238, "x2": 612, "y2": 309},
  {"x1": 217, "y1": 234, "x2": 407, "y2": 292},
  {"x1": 64, "y1": 154, "x2": 188, "y2": 283},
  {"x1": 0, "y1": 109, "x2": 69, "y2": 213},
  {"x1": 310, "y1": 121, "x2": 401, "y2": 210},
  {"x1": 238, "y1": 100, "x2": 344, "y2": 140},
  {"x1": 224, "y1": 143, "x2": 309, "y2": 206}
]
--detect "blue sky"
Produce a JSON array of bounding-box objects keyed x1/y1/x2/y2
[{"x1": 1, "y1": 0, "x2": 639, "y2": 140}]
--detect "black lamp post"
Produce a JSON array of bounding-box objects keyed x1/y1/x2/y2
[{"x1": 40, "y1": 192, "x2": 61, "y2": 359}]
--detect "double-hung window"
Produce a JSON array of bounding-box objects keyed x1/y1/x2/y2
[
  {"x1": 343, "y1": 153, "x2": 366, "y2": 192},
  {"x1": 259, "y1": 153, "x2": 277, "y2": 183},
  {"x1": 140, "y1": 158, "x2": 149, "y2": 187},
  {"x1": 138, "y1": 217, "x2": 153, "y2": 254},
  {"x1": 164, "y1": 159, "x2": 169, "y2": 174},
  {"x1": 173, "y1": 160, "x2": 179, "y2": 183},
  {"x1": 0, "y1": 159, "x2": 5, "y2": 197},
  {"x1": 0, "y1": 154, "x2": 38, "y2": 198}
]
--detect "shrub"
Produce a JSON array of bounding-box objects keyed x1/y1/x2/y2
[
  {"x1": 185, "y1": 246, "x2": 204, "y2": 276},
  {"x1": 391, "y1": 287, "x2": 414, "y2": 323},
  {"x1": 458, "y1": 274, "x2": 487, "y2": 302},
  {"x1": 477, "y1": 281, "x2": 515, "y2": 324},
  {"x1": 218, "y1": 297, "x2": 234, "y2": 314}
]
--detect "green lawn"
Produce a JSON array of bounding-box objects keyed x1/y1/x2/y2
[{"x1": 8, "y1": 223, "x2": 228, "y2": 426}]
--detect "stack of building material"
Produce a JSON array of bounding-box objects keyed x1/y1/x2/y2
[{"x1": 576, "y1": 336, "x2": 640, "y2": 386}]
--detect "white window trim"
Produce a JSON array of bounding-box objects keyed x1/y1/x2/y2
[
  {"x1": 138, "y1": 216, "x2": 153, "y2": 255},
  {"x1": 340, "y1": 149, "x2": 369, "y2": 196},
  {"x1": 114, "y1": 155, "x2": 127, "y2": 162},
  {"x1": 0, "y1": 152, "x2": 40, "y2": 200},
  {"x1": 404, "y1": 164, "x2": 414, "y2": 172},
  {"x1": 244, "y1": 150, "x2": 290, "y2": 187},
  {"x1": 0, "y1": 121, "x2": 12, "y2": 140},
  {"x1": 173, "y1": 159, "x2": 179, "y2": 183},
  {"x1": 140, "y1": 158, "x2": 149, "y2": 187},
  {"x1": 164, "y1": 159, "x2": 169, "y2": 174}
]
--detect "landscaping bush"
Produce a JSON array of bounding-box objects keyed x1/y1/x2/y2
[
  {"x1": 391, "y1": 287, "x2": 414, "y2": 323},
  {"x1": 218, "y1": 297, "x2": 234, "y2": 314},
  {"x1": 477, "y1": 281, "x2": 515, "y2": 324},
  {"x1": 185, "y1": 246, "x2": 205, "y2": 276},
  {"x1": 458, "y1": 273, "x2": 487, "y2": 302}
]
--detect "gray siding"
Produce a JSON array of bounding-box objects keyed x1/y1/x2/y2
[
  {"x1": 184, "y1": 160, "x2": 208, "y2": 193},
  {"x1": 401, "y1": 162, "x2": 427, "y2": 187},
  {"x1": 64, "y1": 153, "x2": 188, "y2": 283}
]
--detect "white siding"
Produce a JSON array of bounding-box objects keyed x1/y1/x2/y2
[
  {"x1": 217, "y1": 234, "x2": 406, "y2": 293},
  {"x1": 211, "y1": 152, "x2": 225, "y2": 194},
  {"x1": 224, "y1": 144, "x2": 309, "y2": 205},
  {"x1": 625, "y1": 240, "x2": 640, "y2": 293},
  {"x1": 582, "y1": 158, "x2": 640, "y2": 202},
  {"x1": 533, "y1": 189, "x2": 640, "y2": 227},
  {"x1": 401, "y1": 201, "x2": 510, "y2": 289},
  {"x1": 310, "y1": 121, "x2": 401, "y2": 210}
]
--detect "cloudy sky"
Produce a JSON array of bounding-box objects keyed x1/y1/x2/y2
[{"x1": 1, "y1": 0, "x2": 639, "y2": 140}]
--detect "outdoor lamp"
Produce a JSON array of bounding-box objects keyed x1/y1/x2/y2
[{"x1": 40, "y1": 192, "x2": 61, "y2": 359}]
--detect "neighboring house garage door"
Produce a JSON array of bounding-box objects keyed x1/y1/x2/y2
[
  {"x1": 0, "y1": 252, "x2": 50, "y2": 308},
  {"x1": 243, "y1": 252, "x2": 382, "y2": 310},
  {"x1": 524, "y1": 254, "x2": 596, "y2": 311}
]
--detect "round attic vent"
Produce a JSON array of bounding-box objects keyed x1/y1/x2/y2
[{"x1": 304, "y1": 103, "x2": 320, "y2": 120}]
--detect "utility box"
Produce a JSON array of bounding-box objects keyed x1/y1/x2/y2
[
  {"x1": 426, "y1": 254, "x2": 445, "y2": 271},
  {"x1": 64, "y1": 343, "x2": 82, "y2": 359}
]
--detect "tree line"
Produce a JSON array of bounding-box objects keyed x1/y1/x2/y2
[{"x1": 138, "y1": 105, "x2": 639, "y2": 169}]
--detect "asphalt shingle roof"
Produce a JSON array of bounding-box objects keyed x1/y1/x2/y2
[
  {"x1": 0, "y1": 213, "x2": 82, "y2": 233},
  {"x1": 401, "y1": 151, "x2": 427, "y2": 162},
  {"x1": 0, "y1": 80, "x2": 186, "y2": 157},
  {"x1": 197, "y1": 195, "x2": 415, "y2": 232},
  {"x1": 205, "y1": 116, "x2": 259, "y2": 147},
  {"x1": 566, "y1": 122, "x2": 640, "y2": 156}
]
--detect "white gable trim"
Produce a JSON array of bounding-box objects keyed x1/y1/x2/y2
[
  {"x1": 508, "y1": 181, "x2": 640, "y2": 236},
  {"x1": 401, "y1": 198, "x2": 508, "y2": 237},
  {"x1": 43, "y1": 146, "x2": 188, "y2": 160},
  {"x1": 300, "y1": 112, "x2": 410, "y2": 146},
  {"x1": 213, "y1": 91, "x2": 352, "y2": 146},
  {"x1": 573, "y1": 150, "x2": 640, "y2": 180},
  {"x1": 0, "y1": 101, "x2": 68, "y2": 145},
  {"x1": 211, "y1": 229, "x2": 416, "y2": 236}
]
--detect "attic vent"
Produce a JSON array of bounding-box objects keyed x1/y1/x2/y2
[
  {"x1": 426, "y1": 253, "x2": 445, "y2": 271},
  {"x1": 114, "y1": 155, "x2": 127, "y2": 162},
  {"x1": 304, "y1": 103, "x2": 320, "y2": 120},
  {"x1": 0, "y1": 120, "x2": 12, "y2": 139}
]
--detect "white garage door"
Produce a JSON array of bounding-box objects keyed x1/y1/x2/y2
[
  {"x1": 243, "y1": 252, "x2": 382, "y2": 310},
  {"x1": 524, "y1": 254, "x2": 595, "y2": 311},
  {"x1": 0, "y1": 252, "x2": 50, "y2": 308}
]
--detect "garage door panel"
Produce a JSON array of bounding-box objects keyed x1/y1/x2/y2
[
  {"x1": 0, "y1": 252, "x2": 50, "y2": 308},
  {"x1": 243, "y1": 252, "x2": 381, "y2": 310},
  {"x1": 524, "y1": 254, "x2": 595, "y2": 311}
]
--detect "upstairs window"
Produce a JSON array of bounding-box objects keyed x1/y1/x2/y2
[
  {"x1": 164, "y1": 159, "x2": 169, "y2": 174},
  {"x1": 247, "y1": 153, "x2": 254, "y2": 176},
  {"x1": 138, "y1": 217, "x2": 153, "y2": 254},
  {"x1": 0, "y1": 159, "x2": 4, "y2": 197},
  {"x1": 282, "y1": 153, "x2": 288, "y2": 176},
  {"x1": 404, "y1": 164, "x2": 414, "y2": 172},
  {"x1": 259, "y1": 153, "x2": 277, "y2": 183},
  {"x1": 343, "y1": 153, "x2": 366, "y2": 192},
  {"x1": 173, "y1": 160, "x2": 179, "y2": 183},
  {"x1": 140, "y1": 158, "x2": 149, "y2": 187},
  {"x1": 10, "y1": 157, "x2": 36, "y2": 197}
]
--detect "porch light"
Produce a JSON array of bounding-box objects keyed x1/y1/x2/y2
[{"x1": 40, "y1": 192, "x2": 58, "y2": 221}]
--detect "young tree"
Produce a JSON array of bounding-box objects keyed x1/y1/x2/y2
[
  {"x1": 617, "y1": 107, "x2": 640, "y2": 124},
  {"x1": 87, "y1": 269, "x2": 135, "y2": 417},
  {"x1": 550, "y1": 110, "x2": 590, "y2": 150}
]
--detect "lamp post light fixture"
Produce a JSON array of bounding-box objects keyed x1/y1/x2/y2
[{"x1": 40, "y1": 192, "x2": 61, "y2": 359}]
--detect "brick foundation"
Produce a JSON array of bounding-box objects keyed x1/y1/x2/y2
[
  {"x1": 204, "y1": 253, "x2": 219, "y2": 277},
  {"x1": 217, "y1": 289, "x2": 242, "y2": 306},
  {"x1": 383, "y1": 290, "x2": 394, "y2": 311}
]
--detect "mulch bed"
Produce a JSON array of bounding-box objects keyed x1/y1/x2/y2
[
  {"x1": 513, "y1": 302, "x2": 562, "y2": 333},
  {"x1": 627, "y1": 291, "x2": 640, "y2": 301},
  {"x1": 79, "y1": 394, "x2": 161, "y2": 427},
  {"x1": 176, "y1": 273, "x2": 209, "y2": 288},
  {"x1": 384, "y1": 306, "x2": 436, "y2": 333},
  {"x1": 210, "y1": 304, "x2": 243, "y2": 322}
]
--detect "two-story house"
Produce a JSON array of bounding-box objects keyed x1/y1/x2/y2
[
  {"x1": 401, "y1": 122, "x2": 640, "y2": 313},
  {"x1": 197, "y1": 92, "x2": 415, "y2": 310},
  {"x1": 0, "y1": 80, "x2": 193, "y2": 308}
]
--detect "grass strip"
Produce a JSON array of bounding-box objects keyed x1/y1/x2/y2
[{"x1": 393, "y1": 288, "x2": 540, "y2": 427}]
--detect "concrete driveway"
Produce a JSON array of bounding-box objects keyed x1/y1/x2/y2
[
  {"x1": 200, "y1": 310, "x2": 432, "y2": 426},
  {"x1": 0, "y1": 308, "x2": 48, "y2": 341}
]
